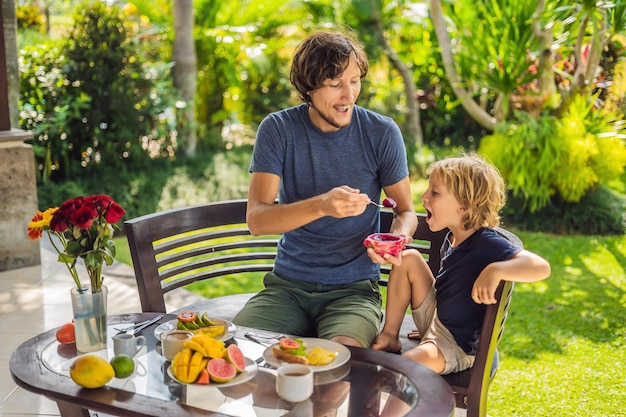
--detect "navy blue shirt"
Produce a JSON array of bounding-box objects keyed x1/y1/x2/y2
[
  {"x1": 436, "y1": 228, "x2": 522, "y2": 354},
  {"x1": 249, "y1": 104, "x2": 408, "y2": 284}
]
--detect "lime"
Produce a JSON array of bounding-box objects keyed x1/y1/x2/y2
[{"x1": 110, "y1": 354, "x2": 135, "y2": 379}]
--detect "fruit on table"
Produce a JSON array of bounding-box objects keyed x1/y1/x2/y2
[
  {"x1": 279, "y1": 338, "x2": 301, "y2": 351},
  {"x1": 177, "y1": 311, "x2": 197, "y2": 323},
  {"x1": 196, "y1": 368, "x2": 210, "y2": 385},
  {"x1": 207, "y1": 357, "x2": 237, "y2": 383},
  {"x1": 224, "y1": 344, "x2": 246, "y2": 372},
  {"x1": 171, "y1": 348, "x2": 207, "y2": 383},
  {"x1": 170, "y1": 336, "x2": 247, "y2": 384},
  {"x1": 110, "y1": 354, "x2": 135, "y2": 378},
  {"x1": 176, "y1": 311, "x2": 225, "y2": 337},
  {"x1": 70, "y1": 354, "x2": 115, "y2": 388},
  {"x1": 185, "y1": 334, "x2": 226, "y2": 358},
  {"x1": 56, "y1": 322, "x2": 76, "y2": 344}
]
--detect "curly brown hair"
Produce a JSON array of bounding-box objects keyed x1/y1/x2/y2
[
  {"x1": 426, "y1": 153, "x2": 506, "y2": 230},
  {"x1": 289, "y1": 30, "x2": 369, "y2": 103}
]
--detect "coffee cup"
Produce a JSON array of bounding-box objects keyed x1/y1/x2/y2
[
  {"x1": 161, "y1": 330, "x2": 193, "y2": 361},
  {"x1": 112, "y1": 333, "x2": 146, "y2": 358},
  {"x1": 276, "y1": 363, "x2": 314, "y2": 403}
]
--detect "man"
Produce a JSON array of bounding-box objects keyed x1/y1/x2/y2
[{"x1": 232, "y1": 30, "x2": 417, "y2": 348}]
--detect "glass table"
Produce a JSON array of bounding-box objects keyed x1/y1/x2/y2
[{"x1": 11, "y1": 313, "x2": 454, "y2": 417}]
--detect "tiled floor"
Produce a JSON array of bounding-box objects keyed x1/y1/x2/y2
[
  {"x1": 0, "y1": 238, "x2": 148, "y2": 417},
  {"x1": 0, "y1": 240, "x2": 468, "y2": 417}
]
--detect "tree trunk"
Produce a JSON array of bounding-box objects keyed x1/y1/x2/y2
[
  {"x1": 173, "y1": 0, "x2": 198, "y2": 157},
  {"x1": 370, "y1": 2, "x2": 422, "y2": 148},
  {"x1": 429, "y1": 0, "x2": 497, "y2": 131}
]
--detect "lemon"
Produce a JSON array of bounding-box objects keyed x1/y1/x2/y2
[
  {"x1": 110, "y1": 354, "x2": 135, "y2": 378},
  {"x1": 70, "y1": 354, "x2": 115, "y2": 388}
]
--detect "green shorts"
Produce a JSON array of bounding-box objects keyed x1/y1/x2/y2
[{"x1": 232, "y1": 272, "x2": 383, "y2": 347}]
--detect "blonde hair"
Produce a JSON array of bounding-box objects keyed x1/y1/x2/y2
[{"x1": 426, "y1": 153, "x2": 506, "y2": 230}]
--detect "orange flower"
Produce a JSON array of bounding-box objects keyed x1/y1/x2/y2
[{"x1": 27, "y1": 208, "x2": 58, "y2": 240}]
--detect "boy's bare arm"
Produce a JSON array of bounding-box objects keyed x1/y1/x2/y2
[{"x1": 471, "y1": 250, "x2": 551, "y2": 304}]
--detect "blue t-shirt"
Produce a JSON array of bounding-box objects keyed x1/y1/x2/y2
[
  {"x1": 249, "y1": 104, "x2": 409, "y2": 284},
  {"x1": 436, "y1": 228, "x2": 522, "y2": 354}
]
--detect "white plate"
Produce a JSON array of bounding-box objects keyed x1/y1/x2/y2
[
  {"x1": 154, "y1": 318, "x2": 237, "y2": 341},
  {"x1": 262, "y1": 337, "x2": 351, "y2": 372},
  {"x1": 167, "y1": 357, "x2": 258, "y2": 388}
]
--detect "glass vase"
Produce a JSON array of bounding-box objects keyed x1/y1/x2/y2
[{"x1": 70, "y1": 285, "x2": 108, "y2": 353}]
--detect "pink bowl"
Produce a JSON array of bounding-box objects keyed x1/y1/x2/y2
[{"x1": 363, "y1": 233, "x2": 405, "y2": 257}]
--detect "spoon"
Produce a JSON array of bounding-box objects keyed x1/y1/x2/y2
[{"x1": 369, "y1": 197, "x2": 397, "y2": 209}]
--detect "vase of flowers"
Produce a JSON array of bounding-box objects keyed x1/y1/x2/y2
[{"x1": 28, "y1": 195, "x2": 125, "y2": 352}]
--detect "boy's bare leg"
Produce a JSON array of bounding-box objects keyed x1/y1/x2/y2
[
  {"x1": 403, "y1": 341, "x2": 446, "y2": 374},
  {"x1": 372, "y1": 249, "x2": 434, "y2": 352}
]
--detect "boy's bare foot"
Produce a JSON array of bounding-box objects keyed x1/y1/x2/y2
[{"x1": 407, "y1": 329, "x2": 421, "y2": 340}]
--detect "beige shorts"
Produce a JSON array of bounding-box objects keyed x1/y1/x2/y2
[{"x1": 411, "y1": 285, "x2": 475, "y2": 374}]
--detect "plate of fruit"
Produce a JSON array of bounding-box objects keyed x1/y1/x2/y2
[
  {"x1": 167, "y1": 335, "x2": 258, "y2": 387},
  {"x1": 154, "y1": 311, "x2": 237, "y2": 341}
]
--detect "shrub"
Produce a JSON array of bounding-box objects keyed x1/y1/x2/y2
[
  {"x1": 504, "y1": 186, "x2": 626, "y2": 235},
  {"x1": 479, "y1": 111, "x2": 559, "y2": 212},
  {"x1": 480, "y1": 99, "x2": 626, "y2": 213}
]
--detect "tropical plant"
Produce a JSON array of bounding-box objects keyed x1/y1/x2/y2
[{"x1": 430, "y1": 0, "x2": 626, "y2": 218}]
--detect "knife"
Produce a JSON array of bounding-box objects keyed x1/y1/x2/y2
[{"x1": 131, "y1": 314, "x2": 164, "y2": 336}]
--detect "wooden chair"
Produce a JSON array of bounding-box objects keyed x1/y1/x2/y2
[
  {"x1": 124, "y1": 198, "x2": 516, "y2": 417},
  {"x1": 441, "y1": 279, "x2": 514, "y2": 417}
]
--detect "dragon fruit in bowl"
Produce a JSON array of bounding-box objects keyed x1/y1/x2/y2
[{"x1": 363, "y1": 233, "x2": 406, "y2": 257}]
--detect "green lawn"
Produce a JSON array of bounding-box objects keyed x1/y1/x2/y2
[
  {"x1": 488, "y1": 231, "x2": 626, "y2": 416},
  {"x1": 113, "y1": 229, "x2": 626, "y2": 416}
]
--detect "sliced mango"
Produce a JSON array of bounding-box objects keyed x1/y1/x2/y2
[
  {"x1": 194, "y1": 335, "x2": 226, "y2": 359},
  {"x1": 187, "y1": 351, "x2": 206, "y2": 383},
  {"x1": 184, "y1": 340, "x2": 208, "y2": 356}
]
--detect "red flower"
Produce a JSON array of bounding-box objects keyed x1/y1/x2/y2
[
  {"x1": 71, "y1": 205, "x2": 98, "y2": 229},
  {"x1": 86, "y1": 195, "x2": 113, "y2": 211},
  {"x1": 49, "y1": 211, "x2": 69, "y2": 232},
  {"x1": 104, "y1": 202, "x2": 125, "y2": 223}
]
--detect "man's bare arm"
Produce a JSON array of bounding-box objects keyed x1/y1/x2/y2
[{"x1": 246, "y1": 172, "x2": 372, "y2": 236}]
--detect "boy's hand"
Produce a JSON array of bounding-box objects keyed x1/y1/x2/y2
[
  {"x1": 366, "y1": 246, "x2": 403, "y2": 265},
  {"x1": 471, "y1": 265, "x2": 501, "y2": 304}
]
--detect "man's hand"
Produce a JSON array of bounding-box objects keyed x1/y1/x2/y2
[
  {"x1": 371, "y1": 332, "x2": 402, "y2": 353},
  {"x1": 321, "y1": 185, "x2": 370, "y2": 218}
]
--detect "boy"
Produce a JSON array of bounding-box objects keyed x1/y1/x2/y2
[{"x1": 371, "y1": 154, "x2": 550, "y2": 374}]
